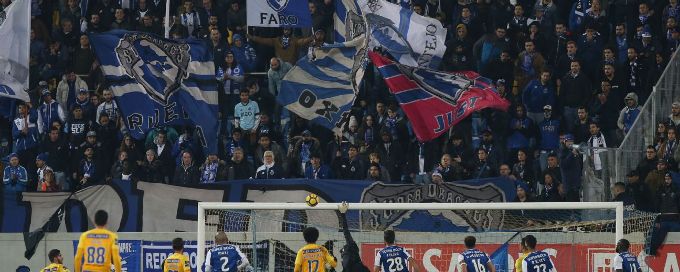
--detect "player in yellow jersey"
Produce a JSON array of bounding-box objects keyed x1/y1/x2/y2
[
  {"x1": 514, "y1": 237, "x2": 529, "y2": 272},
  {"x1": 163, "y1": 238, "x2": 191, "y2": 272},
  {"x1": 294, "y1": 227, "x2": 337, "y2": 272},
  {"x1": 41, "y1": 249, "x2": 70, "y2": 272},
  {"x1": 74, "y1": 210, "x2": 122, "y2": 272}
]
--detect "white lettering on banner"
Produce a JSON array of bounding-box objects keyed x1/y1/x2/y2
[
  {"x1": 423, "y1": 248, "x2": 441, "y2": 272},
  {"x1": 120, "y1": 243, "x2": 132, "y2": 253},
  {"x1": 259, "y1": 13, "x2": 298, "y2": 25},
  {"x1": 447, "y1": 253, "x2": 461, "y2": 272},
  {"x1": 665, "y1": 253, "x2": 679, "y2": 271},
  {"x1": 146, "y1": 252, "x2": 168, "y2": 269}
]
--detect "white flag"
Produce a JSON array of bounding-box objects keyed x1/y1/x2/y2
[
  {"x1": 0, "y1": 0, "x2": 30, "y2": 102},
  {"x1": 357, "y1": 0, "x2": 447, "y2": 69}
]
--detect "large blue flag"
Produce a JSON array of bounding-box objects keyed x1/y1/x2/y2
[
  {"x1": 90, "y1": 31, "x2": 219, "y2": 154},
  {"x1": 279, "y1": 37, "x2": 366, "y2": 133},
  {"x1": 490, "y1": 241, "x2": 510, "y2": 271},
  {"x1": 358, "y1": 0, "x2": 447, "y2": 69}
]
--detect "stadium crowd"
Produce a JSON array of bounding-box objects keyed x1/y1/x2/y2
[{"x1": 1, "y1": 0, "x2": 680, "y2": 213}]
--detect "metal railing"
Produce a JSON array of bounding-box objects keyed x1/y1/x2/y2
[{"x1": 616, "y1": 48, "x2": 680, "y2": 185}]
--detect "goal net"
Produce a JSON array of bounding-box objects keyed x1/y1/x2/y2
[{"x1": 197, "y1": 202, "x2": 657, "y2": 272}]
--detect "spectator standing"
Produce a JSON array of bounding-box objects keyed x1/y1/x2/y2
[
  {"x1": 109, "y1": 151, "x2": 129, "y2": 181},
  {"x1": 375, "y1": 130, "x2": 405, "y2": 182},
  {"x1": 637, "y1": 145, "x2": 659, "y2": 181},
  {"x1": 234, "y1": 91, "x2": 260, "y2": 144},
  {"x1": 110, "y1": 8, "x2": 132, "y2": 30},
  {"x1": 667, "y1": 101, "x2": 680, "y2": 129},
  {"x1": 179, "y1": 0, "x2": 201, "y2": 37},
  {"x1": 253, "y1": 134, "x2": 286, "y2": 171},
  {"x1": 471, "y1": 148, "x2": 497, "y2": 178},
  {"x1": 617, "y1": 92, "x2": 641, "y2": 136},
  {"x1": 56, "y1": 71, "x2": 88, "y2": 110},
  {"x1": 658, "y1": 127, "x2": 680, "y2": 166},
  {"x1": 225, "y1": 1, "x2": 246, "y2": 35},
  {"x1": 586, "y1": 121, "x2": 608, "y2": 175},
  {"x1": 522, "y1": 70, "x2": 556, "y2": 123},
  {"x1": 218, "y1": 51, "x2": 244, "y2": 121},
  {"x1": 230, "y1": 34, "x2": 257, "y2": 72},
  {"x1": 513, "y1": 149, "x2": 536, "y2": 191},
  {"x1": 573, "y1": 107, "x2": 591, "y2": 144},
  {"x1": 656, "y1": 173, "x2": 680, "y2": 213},
  {"x1": 624, "y1": 47, "x2": 647, "y2": 98},
  {"x1": 612, "y1": 182, "x2": 635, "y2": 205},
  {"x1": 537, "y1": 173, "x2": 562, "y2": 202},
  {"x1": 76, "y1": 146, "x2": 100, "y2": 187},
  {"x1": 514, "y1": 40, "x2": 545, "y2": 90},
  {"x1": 248, "y1": 28, "x2": 313, "y2": 65},
  {"x1": 288, "y1": 130, "x2": 321, "y2": 178},
  {"x1": 199, "y1": 153, "x2": 227, "y2": 183},
  {"x1": 433, "y1": 154, "x2": 465, "y2": 182},
  {"x1": 2, "y1": 153, "x2": 28, "y2": 192},
  {"x1": 96, "y1": 89, "x2": 119, "y2": 126},
  {"x1": 147, "y1": 130, "x2": 174, "y2": 183},
  {"x1": 608, "y1": 23, "x2": 629, "y2": 65},
  {"x1": 506, "y1": 105, "x2": 536, "y2": 155},
  {"x1": 267, "y1": 58, "x2": 292, "y2": 97},
  {"x1": 559, "y1": 60, "x2": 592, "y2": 130},
  {"x1": 12, "y1": 103, "x2": 39, "y2": 166},
  {"x1": 473, "y1": 26, "x2": 510, "y2": 72},
  {"x1": 625, "y1": 170, "x2": 653, "y2": 212},
  {"x1": 560, "y1": 134, "x2": 583, "y2": 201},
  {"x1": 646, "y1": 159, "x2": 669, "y2": 197},
  {"x1": 537, "y1": 105, "x2": 562, "y2": 165},
  {"x1": 37, "y1": 89, "x2": 66, "y2": 135},
  {"x1": 39, "y1": 127, "x2": 68, "y2": 189},
  {"x1": 590, "y1": 80, "x2": 622, "y2": 145}
]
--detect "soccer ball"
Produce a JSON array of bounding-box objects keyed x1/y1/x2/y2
[{"x1": 305, "y1": 194, "x2": 319, "y2": 207}]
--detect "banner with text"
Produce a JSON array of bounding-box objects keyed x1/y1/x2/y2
[
  {"x1": 72, "y1": 240, "x2": 141, "y2": 272},
  {"x1": 1, "y1": 178, "x2": 515, "y2": 233}
]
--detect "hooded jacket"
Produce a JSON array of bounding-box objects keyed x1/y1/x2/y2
[{"x1": 617, "y1": 92, "x2": 641, "y2": 133}]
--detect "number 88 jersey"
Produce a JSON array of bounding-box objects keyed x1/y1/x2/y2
[{"x1": 375, "y1": 245, "x2": 411, "y2": 272}]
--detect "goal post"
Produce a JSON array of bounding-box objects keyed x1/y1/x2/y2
[{"x1": 197, "y1": 202, "x2": 628, "y2": 272}]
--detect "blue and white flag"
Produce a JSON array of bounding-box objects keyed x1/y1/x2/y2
[
  {"x1": 334, "y1": 0, "x2": 360, "y2": 42},
  {"x1": 279, "y1": 37, "x2": 366, "y2": 133},
  {"x1": 90, "y1": 31, "x2": 219, "y2": 154},
  {"x1": 358, "y1": 0, "x2": 447, "y2": 69},
  {"x1": 247, "y1": 0, "x2": 312, "y2": 27},
  {"x1": 0, "y1": 0, "x2": 30, "y2": 102}
]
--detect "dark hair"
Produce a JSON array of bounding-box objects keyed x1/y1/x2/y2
[
  {"x1": 94, "y1": 210, "x2": 108, "y2": 226},
  {"x1": 303, "y1": 227, "x2": 319, "y2": 243},
  {"x1": 172, "y1": 237, "x2": 184, "y2": 251},
  {"x1": 614, "y1": 182, "x2": 626, "y2": 190},
  {"x1": 48, "y1": 249, "x2": 61, "y2": 262},
  {"x1": 525, "y1": 235, "x2": 537, "y2": 249},
  {"x1": 384, "y1": 230, "x2": 396, "y2": 244},
  {"x1": 617, "y1": 238, "x2": 631, "y2": 252},
  {"x1": 464, "y1": 236, "x2": 476, "y2": 248}
]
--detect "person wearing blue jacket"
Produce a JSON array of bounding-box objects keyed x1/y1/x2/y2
[
  {"x1": 230, "y1": 34, "x2": 257, "y2": 72},
  {"x1": 618, "y1": 92, "x2": 641, "y2": 136},
  {"x1": 522, "y1": 70, "x2": 556, "y2": 123},
  {"x1": 507, "y1": 105, "x2": 536, "y2": 153},
  {"x1": 304, "y1": 153, "x2": 333, "y2": 180},
  {"x1": 2, "y1": 153, "x2": 28, "y2": 192},
  {"x1": 37, "y1": 89, "x2": 66, "y2": 135},
  {"x1": 12, "y1": 103, "x2": 40, "y2": 169}
]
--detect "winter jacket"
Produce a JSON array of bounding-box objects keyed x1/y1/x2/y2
[
  {"x1": 266, "y1": 58, "x2": 292, "y2": 96},
  {"x1": 3, "y1": 165, "x2": 28, "y2": 192},
  {"x1": 12, "y1": 114, "x2": 40, "y2": 153},
  {"x1": 522, "y1": 79, "x2": 556, "y2": 113},
  {"x1": 37, "y1": 101, "x2": 66, "y2": 134},
  {"x1": 255, "y1": 163, "x2": 284, "y2": 179},
  {"x1": 173, "y1": 163, "x2": 200, "y2": 185},
  {"x1": 56, "y1": 75, "x2": 88, "y2": 110}
]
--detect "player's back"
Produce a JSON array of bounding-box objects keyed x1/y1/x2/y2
[
  {"x1": 40, "y1": 263, "x2": 70, "y2": 272},
  {"x1": 295, "y1": 243, "x2": 336, "y2": 272},
  {"x1": 522, "y1": 251, "x2": 556, "y2": 272},
  {"x1": 76, "y1": 228, "x2": 119, "y2": 271},
  {"x1": 163, "y1": 252, "x2": 190, "y2": 272},
  {"x1": 615, "y1": 252, "x2": 641, "y2": 272},
  {"x1": 207, "y1": 244, "x2": 245, "y2": 272},
  {"x1": 459, "y1": 248, "x2": 490, "y2": 272},
  {"x1": 376, "y1": 245, "x2": 411, "y2": 272}
]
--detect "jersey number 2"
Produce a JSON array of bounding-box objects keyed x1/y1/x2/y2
[{"x1": 220, "y1": 256, "x2": 230, "y2": 271}]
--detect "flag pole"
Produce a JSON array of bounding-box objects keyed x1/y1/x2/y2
[{"x1": 164, "y1": 0, "x2": 171, "y2": 38}]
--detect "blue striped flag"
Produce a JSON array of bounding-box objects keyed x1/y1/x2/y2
[
  {"x1": 334, "y1": 0, "x2": 360, "y2": 42},
  {"x1": 278, "y1": 37, "x2": 366, "y2": 133},
  {"x1": 90, "y1": 30, "x2": 219, "y2": 154},
  {"x1": 359, "y1": 0, "x2": 447, "y2": 69},
  {"x1": 0, "y1": 0, "x2": 30, "y2": 102}
]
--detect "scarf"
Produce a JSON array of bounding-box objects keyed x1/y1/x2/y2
[
  {"x1": 202, "y1": 162, "x2": 218, "y2": 183},
  {"x1": 281, "y1": 35, "x2": 290, "y2": 49},
  {"x1": 301, "y1": 141, "x2": 312, "y2": 163}
]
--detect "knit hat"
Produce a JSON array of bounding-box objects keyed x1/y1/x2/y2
[
  {"x1": 36, "y1": 153, "x2": 48, "y2": 162},
  {"x1": 516, "y1": 182, "x2": 529, "y2": 192}
]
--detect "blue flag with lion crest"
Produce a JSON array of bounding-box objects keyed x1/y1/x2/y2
[{"x1": 90, "y1": 30, "x2": 218, "y2": 154}]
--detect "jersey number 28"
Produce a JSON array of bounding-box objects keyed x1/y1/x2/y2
[{"x1": 387, "y1": 257, "x2": 405, "y2": 272}]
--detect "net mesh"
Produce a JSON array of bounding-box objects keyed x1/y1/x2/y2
[{"x1": 201, "y1": 206, "x2": 658, "y2": 272}]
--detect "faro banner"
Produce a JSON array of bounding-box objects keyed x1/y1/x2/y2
[{"x1": 72, "y1": 240, "x2": 141, "y2": 272}]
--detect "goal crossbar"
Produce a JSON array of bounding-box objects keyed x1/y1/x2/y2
[{"x1": 196, "y1": 202, "x2": 624, "y2": 272}]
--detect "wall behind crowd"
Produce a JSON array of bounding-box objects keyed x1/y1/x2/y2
[{"x1": 1, "y1": 0, "x2": 680, "y2": 212}]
